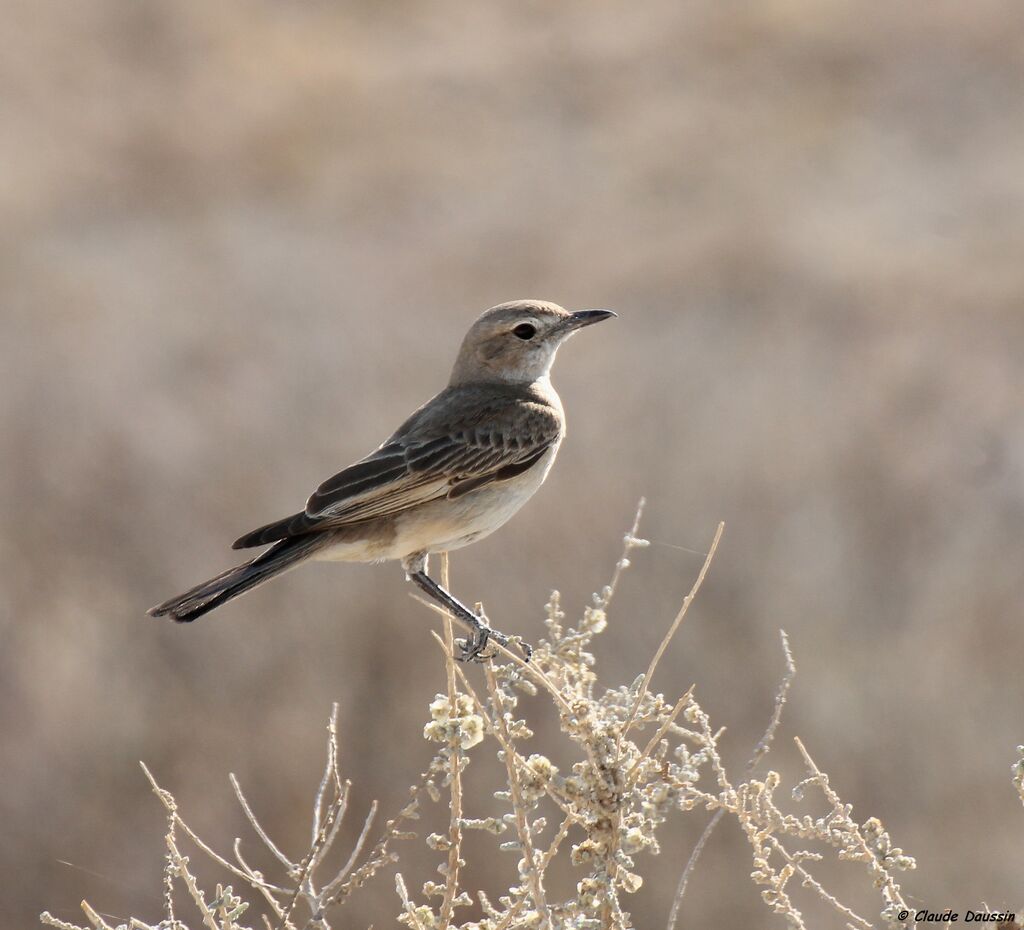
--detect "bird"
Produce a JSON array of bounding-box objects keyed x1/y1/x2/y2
[{"x1": 148, "y1": 299, "x2": 616, "y2": 659}]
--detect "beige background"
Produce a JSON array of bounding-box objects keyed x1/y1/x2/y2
[{"x1": 3, "y1": 1, "x2": 1023, "y2": 927}]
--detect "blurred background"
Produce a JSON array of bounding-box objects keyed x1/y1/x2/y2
[{"x1": 4, "y1": 1, "x2": 1023, "y2": 926}]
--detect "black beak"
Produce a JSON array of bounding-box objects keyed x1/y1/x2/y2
[{"x1": 566, "y1": 309, "x2": 617, "y2": 330}]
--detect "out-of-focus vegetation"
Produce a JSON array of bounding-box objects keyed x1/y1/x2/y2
[{"x1": 5, "y1": 2, "x2": 1024, "y2": 927}]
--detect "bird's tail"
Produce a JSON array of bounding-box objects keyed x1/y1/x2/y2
[{"x1": 147, "y1": 534, "x2": 325, "y2": 623}]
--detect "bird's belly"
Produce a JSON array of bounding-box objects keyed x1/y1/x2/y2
[
  {"x1": 312, "y1": 441, "x2": 561, "y2": 564},
  {"x1": 393, "y1": 443, "x2": 559, "y2": 556}
]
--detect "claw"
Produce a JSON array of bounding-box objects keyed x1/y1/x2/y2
[
  {"x1": 456, "y1": 626, "x2": 495, "y2": 662},
  {"x1": 457, "y1": 642, "x2": 491, "y2": 663}
]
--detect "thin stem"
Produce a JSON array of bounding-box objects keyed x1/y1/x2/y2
[
  {"x1": 668, "y1": 630, "x2": 796, "y2": 930},
  {"x1": 438, "y1": 550, "x2": 465, "y2": 929},
  {"x1": 139, "y1": 763, "x2": 292, "y2": 897},
  {"x1": 599, "y1": 498, "x2": 647, "y2": 611},
  {"x1": 321, "y1": 803, "x2": 377, "y2": 899},
  {"x1": 625, "y1": 685, "x2": 695, "y2": 787},
  {"x1": 485, "y1": 664, "x2": 551, "y2": 928},
  {"x1": 231, "y1": 773, "x2": 296, "y2": 873},
  {"x1": 622, "y1": 522, "x2": 724, "y2": 742}
]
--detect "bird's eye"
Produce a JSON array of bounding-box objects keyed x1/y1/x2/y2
[{"x1": 513, "y1": 323, "x2": 537, "y2": 340}]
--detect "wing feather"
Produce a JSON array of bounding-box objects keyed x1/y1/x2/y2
[
  {"x1": 234, "y1": 386, "x2": 563, "y2": 546},
  {"x1": 307, "y1": 391, "x2": 560, "y2": 525}
]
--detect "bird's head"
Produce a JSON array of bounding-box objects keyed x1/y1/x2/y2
[{"x1": 449, "y1": 300, "x2": 616, "y2": 385}]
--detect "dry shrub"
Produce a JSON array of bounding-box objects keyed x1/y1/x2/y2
[{"x1": 44, "y1": 505, "x2": 948, "y2": 930}]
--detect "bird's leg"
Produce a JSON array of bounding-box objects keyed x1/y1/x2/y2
[
  {"x1": 408, "y1": 570, "x2": 501, "y2": 660},
  {"x1": 408, "y1": 571, "x2": 531, "y2": 662}
]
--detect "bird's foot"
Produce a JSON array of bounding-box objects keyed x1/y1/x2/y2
[
  {"x1": 456, "y1": 632, "x2": 495, "y2": 662},
  {"x1": 455, "y1": 606, "x2": 532, "y2": 663},
  {"x1": 456, "y1": 606, "x2": 499, "y2": 662}
]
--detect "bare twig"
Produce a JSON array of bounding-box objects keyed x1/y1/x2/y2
[
  {"x1": 485, "y1": 663, "x2": 551, "y2": 928},
  {"x1": 668, "y1": 630, "x2": 796, "y2": 930},
  {"x1": 140, "y1": 762, "x2": 292, "y2": 898},
  {"x1": 165, "y1": 831, "x2": 221, "y2": 930},
  {"x1": 40, "y1": 913, "x2": 93, "y2": 930},
  {"x1": 622, "y1": 522, "x2": 724, "y2": 741},
  {"x1": 231, "y1": 773, "x2": 297, "y2": 874},
  {"x1": 312, "y1": 704, "x2": 346, "y2": 850},
  {"x1": 395, "y1": 873, "x2": 430, "y2": 930},
  {"x1": 793, "y1": 737, "x2": 912, "y2": 918},
  {"x1": 437, "y1": 552, "x2": 466, "y2": 928},
  {"x1": 748, "y1": 630, "x2": 796, "y2": 772},
  {"x1": 666, "y1": 809, "x2": 722, "y2": 930},
  {"x1": 625, "y1": 685, "x2": 695, "y2": 787},
  {"x1": 233, "y1": 838, "x2": 292, "y2": 921},
  {"x1": 598, "y1": 498, "x2": 647, "y2": 611},
  {"x1": 765, "y1": 834, "x2": 872, "y2": 930}
]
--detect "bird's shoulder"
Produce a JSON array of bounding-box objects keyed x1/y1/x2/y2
[{"x1": 387, "y1": 380, "x2": 563, "y2": 446}]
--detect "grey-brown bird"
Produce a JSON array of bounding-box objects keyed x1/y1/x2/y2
[{"x1": 148, "y1": 300, "x2": 616, "y2": 659}]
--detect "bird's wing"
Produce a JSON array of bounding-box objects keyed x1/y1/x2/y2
[
  {"x1": 230, "y1": 389, "x2": 561, "y2": 548},
  {"x1": 303, "y1": 396, "x2": 562, "y2": 525},
  {"x1": 231, "y1": 389, "x2": 563, "y2": 549}
]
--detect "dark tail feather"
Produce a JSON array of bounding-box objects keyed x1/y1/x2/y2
[
  {"x1": 148, "y1": 534, "x2": 324, "y2": 623},
  {"x1": 231, "y1": 511, "x2": 313, "y2": 549}
]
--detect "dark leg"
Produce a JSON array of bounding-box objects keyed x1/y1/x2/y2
[{"x1": 408, "y1": 571, "x2": 531, "y2": 661}]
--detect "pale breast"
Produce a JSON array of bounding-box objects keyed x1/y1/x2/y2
[{"x1": 389, "y1": 438, "x2": 562, "y2": 556}]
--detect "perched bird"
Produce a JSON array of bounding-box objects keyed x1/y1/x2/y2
[{"x1": 149, "y1": 300, "x2": 616, "y2": 659}]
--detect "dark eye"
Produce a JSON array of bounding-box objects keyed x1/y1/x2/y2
[{"x1": 513, "y1": 323, "x2": 537, "y2": 340}]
